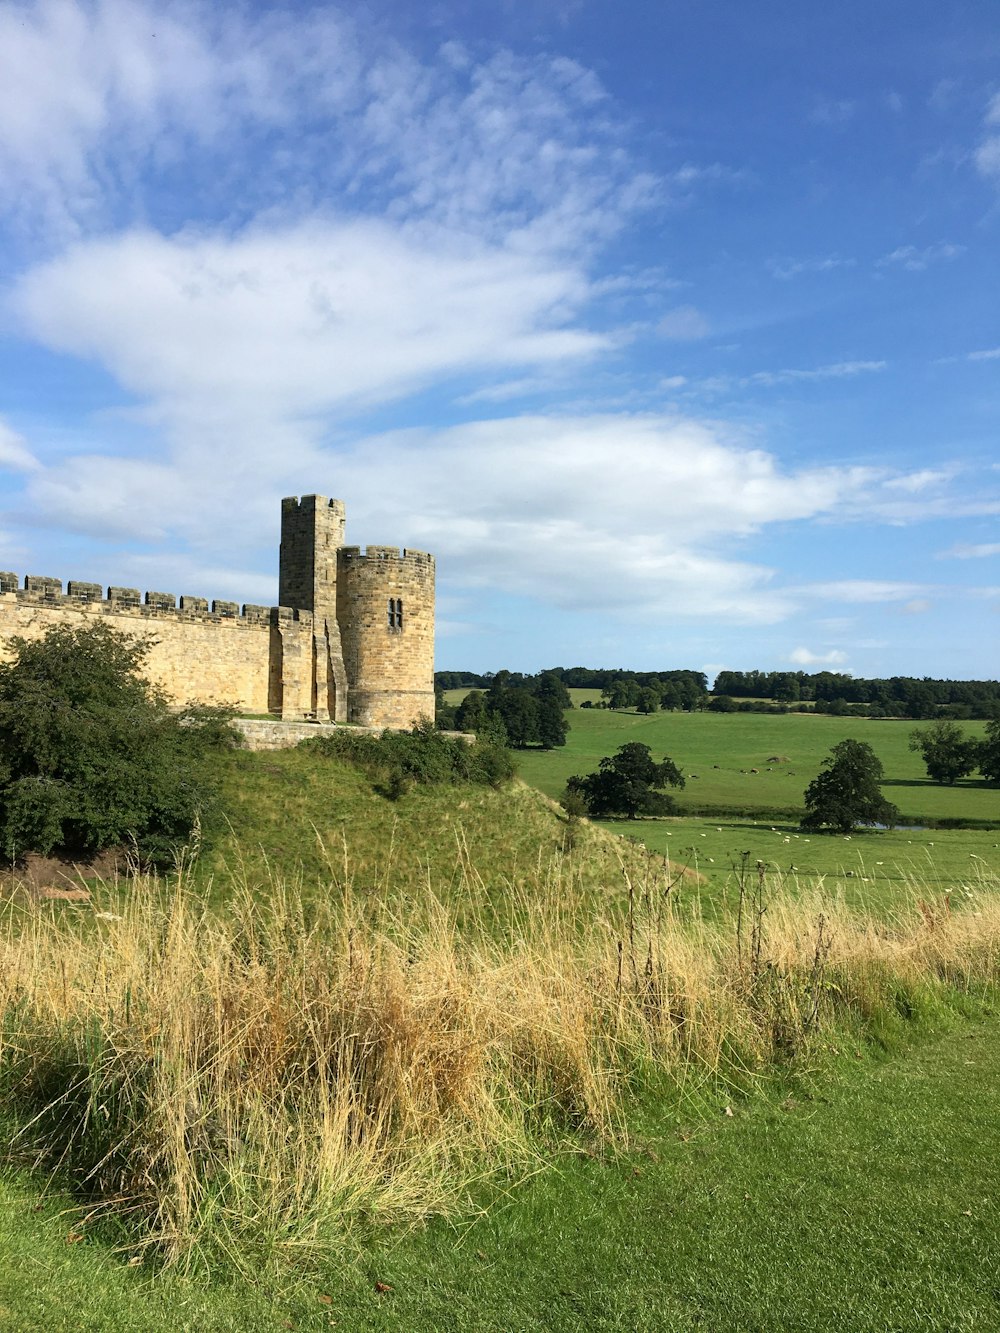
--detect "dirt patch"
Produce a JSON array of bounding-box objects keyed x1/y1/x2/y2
[
  {"x1": 1, "y1": 849, "x2": 123, "y2": 905},
  {"x1": 767, "y1": 755, "x2": 792, "y2": 764}
]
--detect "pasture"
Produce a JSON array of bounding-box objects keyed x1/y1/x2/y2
[{"x1": 502, "y1": 698, "x2": 999, "y2": 901}]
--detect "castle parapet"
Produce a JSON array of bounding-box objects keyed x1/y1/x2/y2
[
  {"x1": 0, "y1": 571, "x2": 287, "y2": 625},
  {"x1": 338, "y1": 546, "x2": 435, "y2": 567},
  {"x1": 67, "y1": 581, "x2": 102, "y2": 601},
  {"x1": 108, "y1": 586, "x2": 141, "y2": 606},
  {"x1": 25, "y1": 575, "x2": 62, "y2": 597}
]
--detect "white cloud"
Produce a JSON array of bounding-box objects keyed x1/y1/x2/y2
[
  {"x1": 657, "y1": 306, "x2": 710, "y2": 340},
  {"x1": 968, "y1": 347, "x2": 1000, "y2": 362},
  {"x1": 0, "y1": 421, "x2": 40, "y2": 472},
  {"x1": 883, "y1": 468, "x2": 954, "y2": 493},
  {"x1": 877, "y1": 242, "x2": 964, "y2": 271},
  {"x1": 789, "y1": 647, "x2": 848, "y2": 667},
  {"x1": 809, "y1": 97, "x2": 856, "y2": 126},
  {"x1": 805, "y1": 580, "x2": 933, "y2": 604},
  {"x1": 939, "y1": 542, "x2": 1000, "y2": 559},
  {"x1": 768, "y1": 255, "x2": 856, "y2": 281},
  {"x1": 747, "y1": 360, "x2": 886, "y2": 388},
  {"x1": 975, "y1": 94, "x2": 1000, "y2": 181},
  {"x1": 13, "y1": 221, "x2": 608, "y2": 423},
  {"x1": 901, "y1": 599, "x2": 932, "y2": 614},
  {"x1": 0, "y1": 0, "x2": 646, "y2": 251}
]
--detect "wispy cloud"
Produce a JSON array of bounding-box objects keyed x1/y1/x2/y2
[
  {"x1": 877, "y1": 242, "x2": 964, "y2": 271},
  {"x1": 747, "y1": 360, "x2": 886, "y2": 388},
  {"x1": 0, "y1": 0, "x2": 648, "y2": 254},
  {"x1": 656, "y1": 305, "x2": 710, "y2": 340},
  {"x1": 804, "y1": 579, "x2": 934, "y2": 604},
  {"x1": 968, "y1": 347, "x2": 1000, "y2": 362},
  {"x1": 809, "y1": 97, "x2": 856, "y2": 127},
  {"x1": 975, "y1": 93, "x2": 1000, "y2": 181},
  {"x1": 938, "y1": 541, "x2": 1000, "y2": 560},
  {"x1": 768, "y1": 255, "x2": 856, "y2": 281},
  {"x1": 789, "y1": 646, "x2": 848, "y2": 666},
  {"x1": 0, "y1": 421, "x2": 40, "y2": 473}
]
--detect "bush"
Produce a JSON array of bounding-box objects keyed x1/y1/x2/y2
[
  {"x1": 304, "y1": 719, "x2": 515, "y2": 791},
  {"x1": 0, "y1": 622, "x2": 236, "y2": 865}
]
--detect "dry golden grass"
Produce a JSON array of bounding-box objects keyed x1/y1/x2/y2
[{"x1": 1, "y1": 846, "x2": 998, "y2": 1273}]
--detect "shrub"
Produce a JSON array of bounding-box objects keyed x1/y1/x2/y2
[
  {"x1": 304, "y1": 719, "x2": 515, "y2": 790},
  {"x1": 0, "y1": 622, "x2": 236, "y2": 864}
]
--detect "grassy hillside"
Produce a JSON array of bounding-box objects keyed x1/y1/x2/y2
[{"x1": 198, "y1": 745, "x2": 656, "y2": 923}]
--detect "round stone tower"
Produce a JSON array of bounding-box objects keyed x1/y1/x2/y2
[{"x1": 336, "y1": 544, "x2": 435, "y2": 728}]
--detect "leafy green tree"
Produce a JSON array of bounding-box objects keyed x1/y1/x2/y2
[
  {"x1": 708, "y1": 694, "x2": 736, "y2": 712},
  {"x1": 801, "y1": 739, "x2": 899, "y2": 833},
  {"x1": 908, "y1": 720, "x2": 979, "y2": 785},
  {"x1": 980, "y1": 719, "x2": 1000, "y2": 785},
  {"x1": 455, "y1": 689, "x2": 488, "y2": 733},
  {"x1": 636, "y1": 687, "x2": 660, "y2": 714},
  {"x1": 0, "y1": 622, "x2": 235, "y2": 864},
  {"x1": 566, "y1": 742, "x2": 685, "y2": 819},
  {"x1": 434, "y1": 685, "x2": 458, "y2": 730},
  {"x1": 536, "y1": 671, "x2": 572, "y2": 710}
]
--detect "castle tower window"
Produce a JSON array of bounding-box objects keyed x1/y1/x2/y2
[{"x1": 387, "y1": 597, "x2": 404, "y2": 630}]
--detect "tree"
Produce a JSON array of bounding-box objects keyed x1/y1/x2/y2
[
  {"x1": 908, "y1": 720, "x2": 979, "y2": 785},
  {"x1": 636, "y1": 687, "x2": 660, "y2": 714},
  {"x1": 801, "y1": 739, "x2": 899, "y2": 833},
  {"x1": 566, "y1": 742, "x2": 685, "y2": 819},
  {"x1": 0, "y1": 622, "x2": 235, "y2": 864},
  {"x1": 455, "y1": 689, "x2": 488, "y2": 734},
  {"x1": 980, "y1": 718, "x2": 1000, "y2": 785}
]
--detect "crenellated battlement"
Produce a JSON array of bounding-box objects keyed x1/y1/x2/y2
[
  {"x1": 337, "y1": 546, "x2": 434, "y2": 566},
  {"x1": 0, "y1": 573, "x2": 286, "y2": 626}
]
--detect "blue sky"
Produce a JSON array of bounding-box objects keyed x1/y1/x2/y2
[{"x1": 0, "y1": 0, "x2": 998, "y2": 682}]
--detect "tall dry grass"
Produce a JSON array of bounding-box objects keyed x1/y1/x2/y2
[{"x1": 1, "y1": 848, "x2": 998, "y2": 1272}]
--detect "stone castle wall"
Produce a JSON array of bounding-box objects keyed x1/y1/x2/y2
[
  {"x1": 0, "y1": 497, "x2": 436, "y2": 729},
  {"x1": 0, "y1": 578, "x2": 278, "y2": 712}
]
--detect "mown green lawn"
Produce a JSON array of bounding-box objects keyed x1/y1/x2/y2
[{"x1": 4, "y1": 1010, "x2": 998, "y2": 1331}]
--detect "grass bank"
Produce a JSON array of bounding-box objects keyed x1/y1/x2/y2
[{"x1": 2, "y1": 846, "x2": 999, "y2": 1276}]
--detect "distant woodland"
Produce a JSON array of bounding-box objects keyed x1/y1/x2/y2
[{"x1": 436, "y1": 667, "x2": 1000, "y2": 720}]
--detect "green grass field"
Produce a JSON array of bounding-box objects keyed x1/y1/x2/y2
[
  {"x1": 503, "y1": 698, "x2": 999, "y2": 904},
  {"x1": 3, "y1": 1010, "x2": 998, "y2": 1331},
  {"x1": 3, "y1": 726, "x2": 1000, "y2": 1329}
]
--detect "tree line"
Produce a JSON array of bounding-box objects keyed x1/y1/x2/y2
[
  {"x1": 712, "y1": 669, "x2": 1000, "y2": 718},
  {"x1": 437, "y1": 666, "x2": 1000, "y2": 720}
]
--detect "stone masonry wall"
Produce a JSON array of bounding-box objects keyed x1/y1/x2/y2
[{"x1": 0, "y1": 583, "x2": 273, "y2": 713}]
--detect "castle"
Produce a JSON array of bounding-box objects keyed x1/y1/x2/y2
[{"x1": 0, "y1": 496, "x2": 435, "y2": 729}]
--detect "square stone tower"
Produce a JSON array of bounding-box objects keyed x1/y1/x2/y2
[{"x1": 278, "y1": 496, "x2": 349, "y2": 721}]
